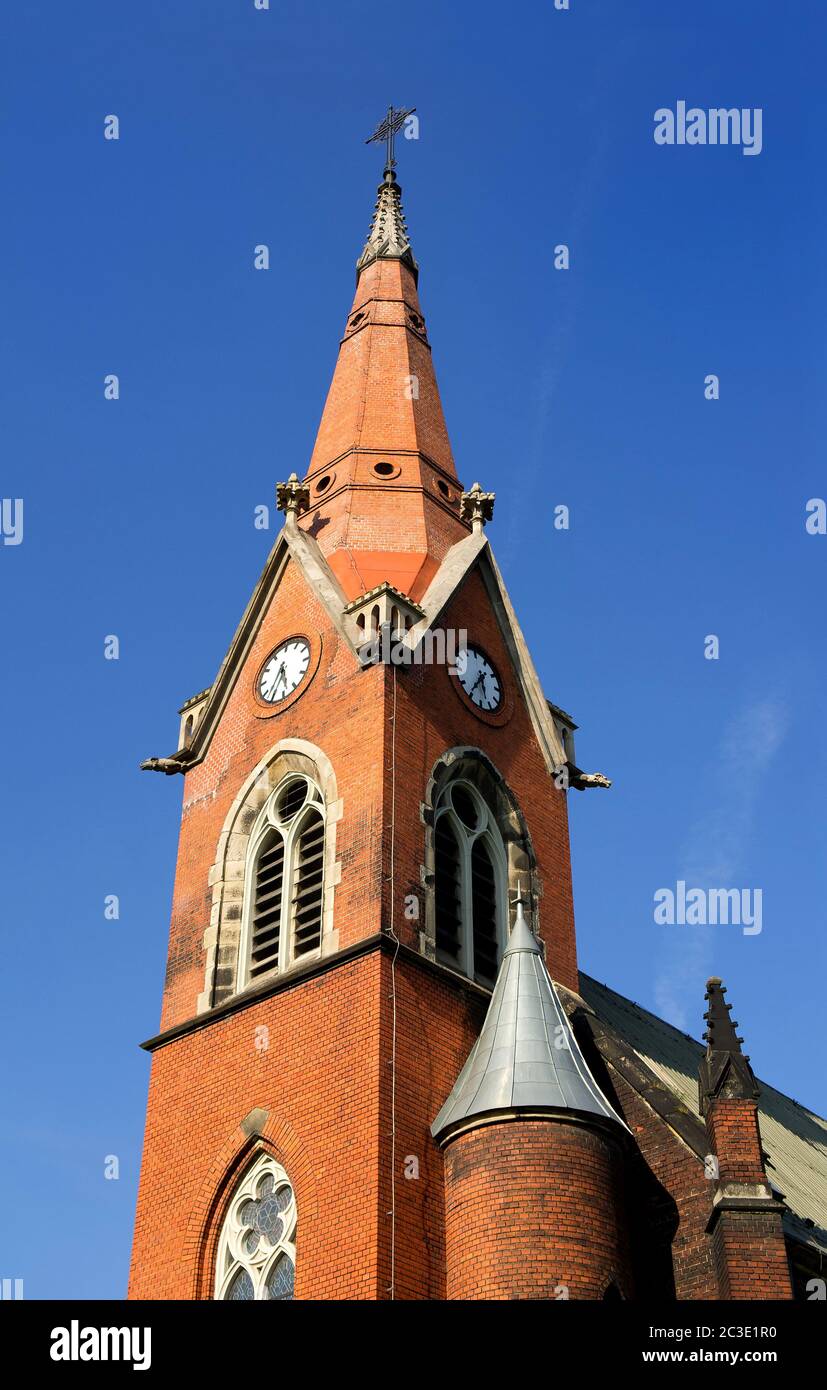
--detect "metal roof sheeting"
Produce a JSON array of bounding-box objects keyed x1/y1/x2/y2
[
  {"x1": 580, "y1": 975, "x2": 827, "y2": 1250},
  {"x1": 431, "y1": 910, "x2": 627, "y2": 1141}
]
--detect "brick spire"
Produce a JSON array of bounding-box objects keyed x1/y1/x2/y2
[{"x1": 298, "y1": 171, "x2": 468, "y2": 602}]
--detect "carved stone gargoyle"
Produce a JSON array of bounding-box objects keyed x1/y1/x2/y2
[
  {"x1": 140, "y1": 756, "x2": 187, "y2": 776},
  {"x1": 567, "y1": 765, "x2": 612, "y2": 791}
]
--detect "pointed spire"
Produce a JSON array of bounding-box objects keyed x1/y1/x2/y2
[
  {"x1": 300, "y1": 165, "x2": 465, "y2": 602},
  {"x1": 698, "y1": 977, "x2": 759, "y2": 1114},
  {"x1": 356, "y1": 166, "x2": 418, "y2": 283},
  {"x1": 431, "y1": 898, "x2": 628, "y2": 1143}
]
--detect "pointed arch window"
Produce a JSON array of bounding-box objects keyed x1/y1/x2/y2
[
  {"x1": 434, "y1": 778, "x2": 507, "y2": 987},
  {"x1": 215, "y1": 1153, "x2": 296, "y2": 1301},
  {"x1": 241, "y1": 775, "x2": 326, "y2": 986}
]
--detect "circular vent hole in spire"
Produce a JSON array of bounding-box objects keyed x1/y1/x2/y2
[
  {"x1": 314, "y1": 474, "x2": 334, "y2": 495},
  {"x1": 372, "y1": 461, "x2": 399, "y2": 479}
]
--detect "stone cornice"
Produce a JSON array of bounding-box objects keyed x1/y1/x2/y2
[{"x1": 140, "y1": 933, "x2": 492, "y2": 1054}]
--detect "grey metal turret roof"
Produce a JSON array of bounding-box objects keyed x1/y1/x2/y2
[
  {"x1": 356, "y1": 167, "x2": 418, "y2": 281},
  {"x1": 431, "y1": 903, "x2": 628, "y2": 1143}
]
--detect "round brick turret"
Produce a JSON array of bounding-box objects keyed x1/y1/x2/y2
[
  {"x1": 432, "y1": 902, "x2": 633, "y2": 1300},
  {"x1": 443, "y1": 1117, "x2": 631, "y2": 1300}
]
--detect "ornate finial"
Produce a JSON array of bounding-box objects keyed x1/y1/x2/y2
[
  {"x1": 365, "y1": 105, "x2": 416, "y2": 172},
  {"x1": 276, "y1": 472, "x2": 310, "y2": 530},
  {"x1": 698, "y1": 977, "x2": 759, "y2": 1115},
  {"x1": 358, "y1": 107, "x2": 419, "y2": 282},
  {"x1": 460, "y1": 482, "x2": 496, "y2": 534},
  {"x1": 504, "y1": 881, "x2": 541, "y2": 957}
]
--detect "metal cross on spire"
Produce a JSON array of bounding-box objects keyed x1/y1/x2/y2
[{"x1": 365, "y1": 105, "x2": 416, "y2": 171}]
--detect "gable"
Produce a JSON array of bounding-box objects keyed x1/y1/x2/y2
[
  {"x1": 150, "y1": 527, "x2": 356, "y2": 772},
  {"x1": 152, "y1": 524, "x2": 570, "y2": 779},
  {"x1": 416, "y1": 536, "x2": 568, "y2": 774}
]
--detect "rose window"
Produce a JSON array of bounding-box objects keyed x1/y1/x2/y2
[{"x1": 215, "y1": 1154, "x2": 297, "y2": 1300}]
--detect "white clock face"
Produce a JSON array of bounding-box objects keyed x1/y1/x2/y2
[
  {"x1": 456, "y1": 646, "x2": 502, "y2": 712},
  {"x1": 259, "y1": 638, "x2": 310, "y2": 704}
]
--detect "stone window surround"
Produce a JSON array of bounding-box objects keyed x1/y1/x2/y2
[
  {"x1": 432, "y1": 776, "x2": 509, "y2": 981},
  {"x1": 213, "y1": 1150, "x2": 297, "y2": 1301},
  {"x1": 239, "y1": 774, "x2": 326, "y2": 987},
  {"x1": 198, "y1": 738, "x2": 342, "y2": 1014},
  {"x1": 420, "y1": 746, "x2": 540, "y2": 967}
]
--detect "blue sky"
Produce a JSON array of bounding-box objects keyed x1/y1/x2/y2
[{"x1": 1, "y1": 1, "x2": 825, "y2": 1299}]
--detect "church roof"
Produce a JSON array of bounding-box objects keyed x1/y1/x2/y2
[
  {"x1": 578, "y1": 974, "x2": 827, "y2": 1256},
  {"x1": 431, "y1": 904, "x2": 628, "y2": 1143}
]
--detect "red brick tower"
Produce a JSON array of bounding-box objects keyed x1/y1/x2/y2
[{"x1": 129, "y1": 148, "x2": 610, "y2": 1301}]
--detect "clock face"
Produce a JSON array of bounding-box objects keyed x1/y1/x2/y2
[
  {"x1": 456, "y1": 645, "x2": 502, "y2": 712},
  {"x1": 258, "y1": 638, "x2": 311, "y2": 704}
]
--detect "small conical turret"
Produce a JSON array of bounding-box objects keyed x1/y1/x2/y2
[
  {"x1": 431, "y1": 898, "x2": 626, "y2": 1142},
  {"x1": 432, "y1": 897, "x2": 633, "y2": 1300}
]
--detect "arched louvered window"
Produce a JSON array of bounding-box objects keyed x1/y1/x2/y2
[
  {"x1": 241, "y1": 776, "x2": 326, "y2": 985},
  {"x1": 471, "y1": 837, "x2": 499, "y2": 984},
  {"x1": 249, "y1": 831, "x2": 285, "y2": 980},
  {"x1": 434, "y1": 778, "x2": 507, "y2": 986},
  {"x1": 434, "y1": 815, "x2": 463, "y2": 967},
  {"x1": 214, "y1": 1152, "x2": 297, "y2": 1301},
  {"x1": 291, "y1": 802, "x2": 325, "y2": 959}
]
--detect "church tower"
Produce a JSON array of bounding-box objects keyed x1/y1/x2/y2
[{"x1": 128, "y1": 133, "x2": 622, "y2": 1302}]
